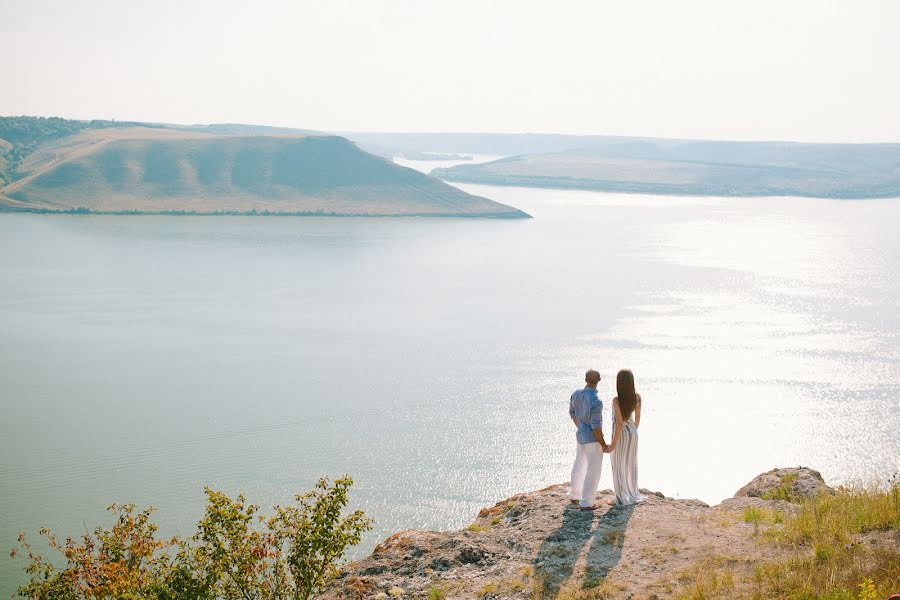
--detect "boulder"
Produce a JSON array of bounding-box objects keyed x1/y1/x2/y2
[{"x1": 734, "y1": 467, "x2": 833, "y2": 500}]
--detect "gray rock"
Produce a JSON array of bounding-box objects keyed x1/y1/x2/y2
[
  {"x1": 734, "y1": 466, "x2": 833, "y2": 500},
  {"x1": 457, "y1": 546, "x2": 488, "y2": 564},
  {"x1": 429, "y1": 557, "x2": 451, "y2": 571}
]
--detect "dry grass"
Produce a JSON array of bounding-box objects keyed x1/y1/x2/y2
[
  {"x1": 676, "y1": 555, "x2": 739, "y2": 599},
  {"x1": 682, "y1": 478, "x2": 900, "y2": 599},
  {"x1": 553, "y1": 578, "x2": 626, "y2": 600},
  {"x1": 477, "y1": 567, "x2": 539, "y2": 598}
]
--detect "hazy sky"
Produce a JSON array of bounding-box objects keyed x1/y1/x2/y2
[{"x1": 3, "y1": 0, "x2": 899, "y2": 141}]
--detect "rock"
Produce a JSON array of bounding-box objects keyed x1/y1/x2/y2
[
  {"x1": 457, "y1": 546, "x2": 488, "y2": 564},
  {"x1": 734, "y1": 467, "x2": 833, "y2": 500},
  {"x1": 639, "y1": 488, "x2": 666, "y2": 499},
  {"x1": 323, "y1": 467, "x2": 840, "y2": 599},
  {"x1": 361, "y1": 565, "x2": 388, "y2": 575},
  {"x1": 429, "y1": 557, "x2": 451, "y2": 571}
]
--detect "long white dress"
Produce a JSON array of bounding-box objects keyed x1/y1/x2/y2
[{"x1": 611, "y1": 410, "x2": 643, "y2": 505}]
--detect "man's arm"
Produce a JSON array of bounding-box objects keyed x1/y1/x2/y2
[
  {"x1": 592, "y1": 427, "x2": 607, "y2": 450},
  {"x1": 590, "y1": 398, "x2": 607, "y2": 450}
]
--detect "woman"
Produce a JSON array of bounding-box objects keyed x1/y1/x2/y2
[{"x1": 606, "y1": 368, "x2": 643, "y2": 505}]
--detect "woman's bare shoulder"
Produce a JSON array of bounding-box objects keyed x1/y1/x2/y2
[{"x1": 636, "y1": 393, "x2": 642, "y2": 403}]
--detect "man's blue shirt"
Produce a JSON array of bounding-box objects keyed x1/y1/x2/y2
[{"x1": 569, "y1": 387, "x2": 603, "y2": 445}]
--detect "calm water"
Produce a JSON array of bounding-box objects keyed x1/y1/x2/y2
[{"x1": 2, "y1": 180, "x2": 899, "y2": 593}]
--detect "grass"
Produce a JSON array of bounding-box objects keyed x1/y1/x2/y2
[
  {"x1": 676, "y1": 556, "x2": 738, "y2": 599},
  {"x1": 476, "y1": 567, "x2": 537, "y2": 599},
  {"x1": 683, "y1": 478, "x2": 900, "y2": 599},
  {"x1": 553, "y1": 578, "x2": 625, "y2": 599},
  {"x1": 741, "y1": 506, "x2": 781, "y2": 535},
  {"x1": 478, "y1": 581, "x2": 498, "y2": 596},
  {"x1": 761, "y1": 472, "x2": 801, "y2": 502},
  {"x1": 742, "y1": 506, "x2": 767, "y2": 525}
]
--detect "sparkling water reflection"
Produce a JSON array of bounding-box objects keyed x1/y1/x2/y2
[{"x1": 1, "y1": 183, "x2": 898, "y2": 594}]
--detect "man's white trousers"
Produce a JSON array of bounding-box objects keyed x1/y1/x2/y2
[{"x1": 569, "y1": 441, "x2": 603, "y2": 507}]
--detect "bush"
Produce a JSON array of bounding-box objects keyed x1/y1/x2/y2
[{"x1": 10, "y1": 476, "x2": 371, "y2": 599}]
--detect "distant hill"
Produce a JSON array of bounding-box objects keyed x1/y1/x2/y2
[
  {"x1": 427, "y1": 137, "x2": 900, "y2": 199},
  {"x1": 0, "y1": 118, "x2": 527, "y2": 217},
  {"x1": 341, "y1": 132, "x2": 595, "y2": 156},
  {"x1": 176, "y1": 123, "x2": 323, "y2": 137}
]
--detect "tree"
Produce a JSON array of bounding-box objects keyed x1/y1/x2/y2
[{"x1": 10, "y1": 477, "x2": 371, "y2": 600}]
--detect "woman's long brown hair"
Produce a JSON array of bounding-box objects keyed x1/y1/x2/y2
[{"x1": 616, "y1": 368, "x2": 638, "y2": 420}]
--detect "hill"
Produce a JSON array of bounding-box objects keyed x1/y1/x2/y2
[
  {"x1": 0, "y1": 116, "x2": 158, "y2": 186},
  {"x1": 0, "y1": 123, "x2": 527, "y2": 217},
  {"x1": 342, "y1": 132, "x2": 900, "y2": 199},
  {"x1": 342, "y1": 132, "x2": 598, "y2": 156},
  {"x1": 429, "y1": 138, "x2": 900, "y2": 199}
]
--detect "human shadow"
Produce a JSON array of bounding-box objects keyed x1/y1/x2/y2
[{"x1": 533, "y1": 503, "x2": 636, "y2": 599}]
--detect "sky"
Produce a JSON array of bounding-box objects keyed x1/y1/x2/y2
[{"x1": 2, "y1": 0, "x2": 899, "y2": 142}]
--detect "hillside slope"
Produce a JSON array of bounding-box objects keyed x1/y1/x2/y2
[
  {"x1": 0, "y1": 126, "x2": 528, "y2": 217},
  {"x1": 431, "y1": 139, "x2": 900, "y2": 199}
]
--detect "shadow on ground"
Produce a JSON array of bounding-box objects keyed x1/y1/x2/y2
[{"x1": 533, "y1": 503, "x2": 636, "y2": 598}]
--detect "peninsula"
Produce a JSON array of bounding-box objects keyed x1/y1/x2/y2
[{"x1": 0, "y1": 117, "x2": 528, "y2": 218}]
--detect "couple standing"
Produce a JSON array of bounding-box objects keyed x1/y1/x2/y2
[{"x1": 568, "y1": 368, "x2": 643, "y2": 510}]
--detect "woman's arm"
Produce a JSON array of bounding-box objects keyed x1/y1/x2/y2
[
  {"x1": 635, "y1": 394, "x2": 642, "y2": 428},
  {"x1": 607, "y1": 397, "x2": 624, "y2": 452}
]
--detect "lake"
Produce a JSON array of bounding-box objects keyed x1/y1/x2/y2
[{"x1": 1, "y1": 178, "x2": 899, "y2": 594}]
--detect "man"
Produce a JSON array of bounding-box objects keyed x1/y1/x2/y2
[{"x1": 568, "y1": 369, "x2": 607, "y2": 510}]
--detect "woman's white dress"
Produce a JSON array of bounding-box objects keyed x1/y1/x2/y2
[{"x1": 611, "y1": 412, "x2": 643, "y2": 505}]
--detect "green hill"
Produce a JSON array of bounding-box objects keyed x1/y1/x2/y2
[{"x1": 0, "y1": 122, "x2": 527, "y2": 217}]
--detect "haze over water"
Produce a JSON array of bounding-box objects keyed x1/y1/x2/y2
[{"x1": 1, "y1": 173, "x2": 899, "y2": 593}]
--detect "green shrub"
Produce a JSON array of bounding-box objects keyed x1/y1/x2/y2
[{"x1": 10, "y1": 476, "x2": 371, "y2": 599}]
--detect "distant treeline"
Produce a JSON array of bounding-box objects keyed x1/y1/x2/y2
[
  {"x1": 0, "y1": 205, "x2": 518, "y2": 218},
  {"x1": 0, "y1": 116, "x2": 159, "y2": 185}
]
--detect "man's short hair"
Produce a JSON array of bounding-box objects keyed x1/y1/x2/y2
[{"x1": 585, "y1": 369, "x2": 600, "y2": 384}]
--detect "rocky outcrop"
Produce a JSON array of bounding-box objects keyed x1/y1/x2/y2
[
  {"x1": 321, "y1": 468, "x2": 834, "y2": 599},
  {"x1": 734, "y1": 466, "x2": 833, "y2": 500}
]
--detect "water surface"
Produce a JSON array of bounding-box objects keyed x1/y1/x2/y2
[{"x1": 1, "y1": 183, "x2": 898, "y2": 593}]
